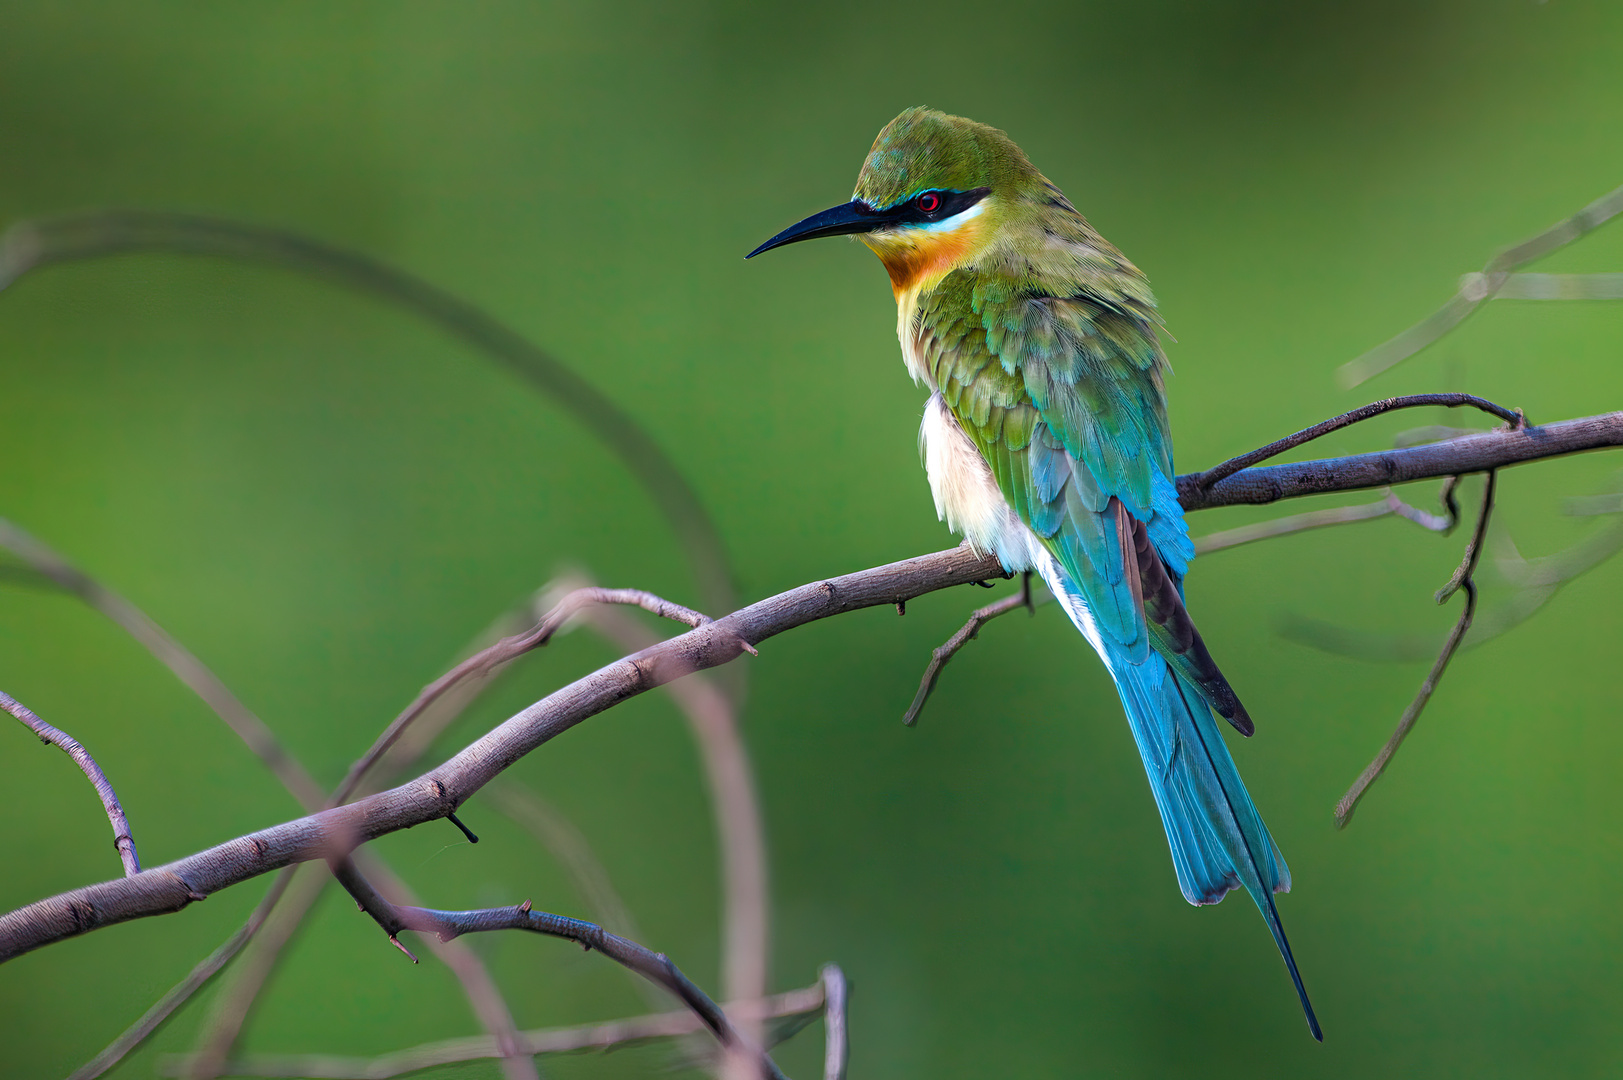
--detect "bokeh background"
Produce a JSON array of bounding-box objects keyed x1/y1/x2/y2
[{"x1": 4, "y1": 2, "x2": 1622, "y2": 1077}]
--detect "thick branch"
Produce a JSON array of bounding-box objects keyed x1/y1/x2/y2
[
  {"x1": 1, "y1": 691, "x2": 140, "y2": 876},
  {"x1": 0, "y1": 545, "x2": 1005, "y2": 962},
  {"x1": 1178, "y1": 411, "x2": 1623, "y2": 511}
]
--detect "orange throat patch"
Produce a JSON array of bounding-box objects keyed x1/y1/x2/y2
[{"x1": 863, "y1": 223, "x2": 985, "y2": 300}]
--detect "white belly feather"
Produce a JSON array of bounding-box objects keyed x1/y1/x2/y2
[
  {"x1": 919, "y1": 393, "x2": 1038, "y2": 570},
  {"x1": 918, "y1": 392, "x2": 1109, "y2": 658}
]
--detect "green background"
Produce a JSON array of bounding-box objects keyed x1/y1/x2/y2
[{"x1": 3, "y1": 2, "x2": 1622, "y2": 1076}]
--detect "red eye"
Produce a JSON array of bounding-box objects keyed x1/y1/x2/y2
[{"x1": 916, "y1": 192, "x2": 941, "y2": 214}]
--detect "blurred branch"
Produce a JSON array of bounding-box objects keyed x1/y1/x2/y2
[
  {"x1": 0, "y1": 521, "x2": 534, "y2": 1078},
  {"x1": 0, "y1": 691, "x2": 140, "y2": 876},
  {"x1": 0, "y1": 209, "x2": 735, "y2": 616},
  {"x1": 1334, "y1": 472, "x2": 1497, "y2": 828},
  {"x1": 333, "y1": 584, "x2": 714, "y2": 808},
  {"x1": 0, "y1": 517, "x2": 326, "y2": 810},
  {"x1": 1466, "y1": 271, "x2": 1623, "y2": 300},
  {"x1": 903, "y1": 571, "x2": 1041, "y2": 727},
  {"x1": 1338, "y1": 181, "x2": 1623, "y2": 387},
  {"x1": 182, "y1": 864, "x2": 333, "y2": 1080},
  {"x1": 1193, "y1": 489, "x2": 1451, "y2": 556},
  {"x1": 159, "y1": 979, "x2": 834, "y2": 1080},
  {"x1": 327, "y1": 859, "x2": 787, "y2": 1080},
  {"x1": 186, "y1": 855, "x2": 540, "y2": 1080},
  {"x1": 571, "y1": 584, "x2": 770, "y2": 1032},
  {"x1": 66, "y1": 867, "x2": 298, "y2": 1080}
]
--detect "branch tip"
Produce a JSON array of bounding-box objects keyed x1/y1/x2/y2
[{"x1": 446, "y1": 811, "x2": 479, "y2": 844}]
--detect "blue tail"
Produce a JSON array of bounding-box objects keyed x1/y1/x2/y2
[{"x1": 1039, "y1": 556, "x2": 1322, "y2": 1041}]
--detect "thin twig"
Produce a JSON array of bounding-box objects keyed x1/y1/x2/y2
[
  {"x1": 819, "y1": 964, "x2": 848, "y2": 1080},
  {"x1": 327, "y1": 861, "x2": 787, "y2": 1080},
  {"x1": 156, "y1": 983, "x2": 830, "y2": 1080},
  {"x1": 1, "y1": 690, "x2": 140, "y2": 876},
  {"x1": 1338, "y1": 181, "x2": 1623, "y2": 387},
  {"x1": 1193, "y1": 490, "x2": 1451, "y2": 555},
  {"x1": 1193, "y1": 394, "x2": 1521, "y2": 491},
  {"x1": 0, "y1": 210, "x2": 736, "y2": 617},
  {"x1": 904, "y1": 572, "x2": 1042, "y2": 727},
  {"x1": 1334, "y1": 471, "x2": 1498, "y2": 828},
  {"x1": 332, "y1": 585, "x2": 712, "y2": 807}
]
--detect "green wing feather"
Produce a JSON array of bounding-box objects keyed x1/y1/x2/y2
[{"x1": 918, "y1": 269, "x2": 1251, "y2": 731}]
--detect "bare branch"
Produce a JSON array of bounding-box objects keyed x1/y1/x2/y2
[
  {"x1": 157, "y1": 982, "x2": 830, "y2": 1080},
  {"x1": 1338, "y1": 181, "x2": 1623, "y2": 386},
  {"x1": 819, "y1": 964, "x2": 849, "y2": 1080},
  {"x1": 904, "y1": 572, "x2": 1042, "y2": 727},
  {"x1": 1334, "y1": 471, "x2": 1498, "y2": 828},
  {"x1": 1192, "y1": 393, "x2": 1521, "y2": 492},
  {"x1": 0, "y1": 210, "x2": 736, "y2": 615},
  {"x1": 1, "y1": 690, "x2": 140, "y2": 876},
  {"x1": 0, "y1": 544, "x2": 1008, "y2": 962},
  {"x1": 11, "y1": 402, "x2": 1623, "y2": 959},
  {"x1": 1178, "y1": 410, "x2": 1623, "y2": 512},
  {"x1": 328, "y1": 860, "x2": 787, "y2": 1080},
  {"x1": 332, "y1": 584, "x2": 713, "y2": 807}
]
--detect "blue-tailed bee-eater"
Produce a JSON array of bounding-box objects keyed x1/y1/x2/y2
[{"x1": 748, "y1": 107, "x2": 1321, "y2": 1040}]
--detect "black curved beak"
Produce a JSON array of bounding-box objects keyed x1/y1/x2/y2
[{"x1": 746, "y1": 199, "x2": 888, "y2": 259}]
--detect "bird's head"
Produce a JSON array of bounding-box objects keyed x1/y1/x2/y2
[{"x1": 748, "y1": 107, "x2": 1038, "y2": 296}]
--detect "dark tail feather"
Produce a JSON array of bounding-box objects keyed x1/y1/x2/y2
[{"x1": 1040, "y1": 550, "x2": 1322, "y2": 1039}]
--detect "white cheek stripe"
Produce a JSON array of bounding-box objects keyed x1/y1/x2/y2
[{"x1": 916, "y1": 199, "x2": 986, "y2": 233}]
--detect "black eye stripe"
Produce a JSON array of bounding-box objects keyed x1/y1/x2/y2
[{"x1": 888, "y1": 187, "x2": 992, "y2": 226}]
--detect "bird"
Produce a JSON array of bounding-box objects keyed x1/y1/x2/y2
[{"x1": 747, "y1": 107, "x2": 1321, "y2": 1040}]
